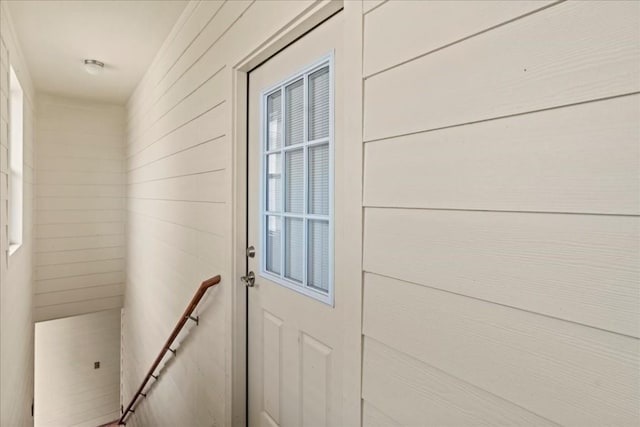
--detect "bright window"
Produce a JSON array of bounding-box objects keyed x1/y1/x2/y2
[
  {"x1": 261, "y1": 54, "x2": 333, "y2": 305},
  {"x1": 8, "y1": 65, "x2": 23, "y2": 255}
]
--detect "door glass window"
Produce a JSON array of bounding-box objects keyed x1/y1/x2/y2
[{"x1": 261, "y1": 55, "x2": 333, "y2": 305}]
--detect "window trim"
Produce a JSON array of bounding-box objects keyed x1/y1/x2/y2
[
  {"x1": 259, "y1": 52, "x2": 334, "y2": 306},
  {"x1": 8, "y1": 64, "x2": 23, "y2": 257}
]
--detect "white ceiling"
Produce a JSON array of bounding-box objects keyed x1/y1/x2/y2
[{"x1": 6, "y1": 0, "x2": 188, "y2": 104}]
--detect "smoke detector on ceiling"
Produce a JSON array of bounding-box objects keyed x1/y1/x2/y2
[{"x1": 84, "y1": 59, "x2": 104, "y2": 75}]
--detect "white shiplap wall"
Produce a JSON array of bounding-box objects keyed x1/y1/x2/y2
[
  {"x1": 121, "y1": 1, "x2": 639, "y2": 425},
  {"x1": 361, "y1": 1, "x2": 640, "y2": 426},
  {"x1": 0, "y1": 3, "x2": 36, "y2": 426},
  {"x1": 34, "y1": 309, "x2": 121, "y2": 427},
  {"x1": 122, "y1": 1, "x2": 321, "y2": 425},
  {"x1": 34, "y1": 94, "x2": 125, "y2": 322}
]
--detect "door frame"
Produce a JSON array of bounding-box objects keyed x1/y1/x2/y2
[{"x1": 229, "y1": 1, "x2": 364, "y2": 425}]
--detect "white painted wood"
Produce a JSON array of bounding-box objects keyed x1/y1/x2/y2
[
  {"x1": 71, "y1": 411, "x2": 120, "y2": 427},
  {"x1": 127, "y1": 69, "x2": 226, "y2": 157},
  {"x1": 128, "y1": 233, "x2": 212, "y2": 292},
  {"x1": 130, "y1": 1, "x2": 252, "y2": 130},
  {"x1": 36, "y1": 222, "x2": 123, "y2": 239},
  {"x1": 34, "y1": 272, "x2": 125, "y2": 294},
  {"x1": 120, "y1": 2, "x2": 242, "y2": 412},
  {"x1": 362, "y1": 402, "x2": 399, "y2": 427},
  {"x1": 301, "y1": 334, "x2": 331, "y2": 427},
  {"x1": 128, "y1": 104, "x2": 226, "y2": 171},
  {"x1": 362, "y1": 0, "x2": 385, "y2": 15},
  {"x1": 38, "y1": 115, "x2": 123, "y2": 137},
  {"x1": 37, "y1": 197, "x2": 124, "y2": 211},
  {"x1": 37, "y1": 170, "x2": 124, "y2": 186},
  {"x1": 35, "y1": 95, "x2": 126, "y2": 319},
  {"x1": 128, "y1": 61, "x2": 225, "y2": 149},
  {"x1": 128, "y1": 210, "x2": 224, "y2": 260},
  {"x1": 34, "y1": 296, "x2": 124, "y2": 323},
  {"x1": 37, "y1": 140, "x2": 123, "y2": 160},
  {"x1": 0, "y1": 116, "x2": 7, "y2": 147},
  {"x1": 34, "y1": 309, "x2": 120, "y2": 426},
  {"x1": 35, "y1": 156, "x2": 123, "y2": 173},
  {"x1": 36, "y1": 235, "x2": 126, "y2": 253},
  {"x1": 126, "y1": 0, "x2": 207, "y2": 125},
  {"x1": 128, "y1": 138, "x2": 226, "y2": 184},
  {"x1": 36, "y1": 209, "x2": 124, "y2": 225},
  {"x1": 340, "y1": 2, "x2": 365, "y2": 425},
  {"x1": 0, "y1": 61, "x2": 8, "y2": 94},
  {"x1": 0, "y1": 145, "x2": 7, "y2": 173},
  {"x1": 34, "y1": 283, "x2": 124, "y2": 307},
  {"x1": 37, "y1": 184, "x2": 123, "y2": 199},
  {"x1": 128, "y1": 170, "x2": 225, "y2": 203},
  {"x1": 0, "y1": 4, "x2": 36, "y2": 425},
  {"x1": 0, "y1": 38, "x2": 7, "y2": 65},
  {"x1": 263, "y1": 311, "x2": 283, "y2": 424},
  {"x1": 127, "y1": 1, "x2": 222, "y2": 131},
  {"x1": 364, "y1": 208, "x2": 640, "y2": 337},
  {"x1": 128, "y1": 198, "x2": 225, "y2": 236},
  {"x1": 0, "y1": 91, "x2": 8, "y2": 121},
  {"x1": 128, "y1": 1, "x2": 250, "y2": 129},
  {"x1": 36, "y1": 247, "x2": 123, "y2": 266},
  {"x1": 364, "y1": 94, "x2": 640, "y2": 215},
  {"x1": 248, "y1": 14, "x2": 345, "y2": 427},
  {"x1": 363, "y1": 273, "x2": 640, "y2": 426},
  {"x1": 35, "y1": 259, "x2": 125, "y2": 281},
  {"x1": 363, "y1": 337, "x2": 556, "y2": 426},
  {"x1": 364, "y1": 0, "x2": 553, "y2": 77},
  {"x1": 364, "y1": 1, "x2": 640, "y2": 141},
  {"x1": 120, "y1": 1, "x2": 640, "y2": 425}
]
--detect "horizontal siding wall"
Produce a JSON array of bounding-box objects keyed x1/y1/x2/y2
[
  {"x1": 34, "y1": 309, "x2": 121, "y2": 427},
  {"x1": 35, "y1": 95, "x2": 125, "y2": 321},
  {"x1": 361, "y1": 1, "x2": 640, "y2": 426},
  {"x1": 122, "y1": 1, "x2": 319, "y2": 425},
  {"x1": 0, "y1": 3, "x2": 36, "y2": 425}
]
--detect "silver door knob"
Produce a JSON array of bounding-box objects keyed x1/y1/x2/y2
[{"x1": 241, "y1": 271, "x2": 255, "y2": 287}]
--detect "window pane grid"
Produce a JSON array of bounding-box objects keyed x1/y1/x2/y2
[
  {"x1": 285, "y1": 79, "x2": 304, "y2": 147},
  {"x1": 265, "y1": 215, "x2": 281, "y2": 275},
  {"x1": 266, "y1": 153, "x2": 281, "y2": 212},
  {"x1": 302, "y1": 73, "x2": 309, "y2": 286},
  {"x1": 308, "y1": 67, "x2": 330, "y2": 140},
  {"x1": 308, "y1": 219, "x2": 329, "y2": 292},
  {"x1": 266, "y1": 90, "x2": 282, "y2": 150},
  {"x1": 265, "y1": 137, "x2": 328, "y2": 155},
  {"x1": 267, "y1": 212, "x2": 328, "y2": 220},
  {"x1": 285, "y1": 149, "x2": 304, "y2": 213},
  {"x1": 262, "y1": 59, "x2": 332, "y2": 302}
]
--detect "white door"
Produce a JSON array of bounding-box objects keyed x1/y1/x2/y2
[{"x1": 247, "y1": 14, "x2": 345, "y2": 427}]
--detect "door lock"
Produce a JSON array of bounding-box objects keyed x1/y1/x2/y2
[
  {"x1": 241, "y1": 271, "x2": 255, "y2": 287},
  {"x1": 246, "y1": 246, "x2": 255, "y2": 258}
]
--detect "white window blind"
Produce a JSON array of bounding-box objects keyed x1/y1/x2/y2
[{"x1": 261, "y1": 55, "x2": 333, "y2": 305}]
